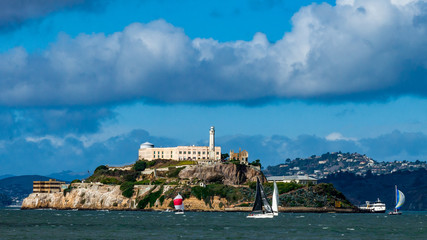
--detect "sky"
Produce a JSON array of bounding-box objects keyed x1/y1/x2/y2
[{"x1": 2, "y1": 0, "x2": 427, "y2": 175}]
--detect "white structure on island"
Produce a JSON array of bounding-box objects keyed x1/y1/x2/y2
[
  {"x1": 266, "y1": 175, "x2": 318, "y2": 185},
  {"x1": 138, "y1": 126, "x2": 221, "y2": 162}
]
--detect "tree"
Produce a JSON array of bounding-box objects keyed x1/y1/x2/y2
[
  {"x1": 94, "y1": 165, "x2": 108, "y2": 173},
  {"x1": 250, "y1": 159, "x2": 261, "y2": 167},
  {"x1": 133, "y1": 160, "x2": 147, "y2": 171},
  {"x1": 221, "y1": 153, "x2": 229, "y2": 161}
]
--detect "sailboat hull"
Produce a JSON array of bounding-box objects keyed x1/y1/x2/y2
[{"x1": 247, "y1": 213, "x2": 274, "y2": 219}]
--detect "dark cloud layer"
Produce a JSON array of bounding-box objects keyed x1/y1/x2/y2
[
  {"x1": 1, "y1": 1, "x2": 427, "y2": 107},
  {"x1": 1, "y1": 129, "x2": 426, "y2": 175},
  {"x1": 0, "y1": 0, "x2": 108, "y2": 31}
]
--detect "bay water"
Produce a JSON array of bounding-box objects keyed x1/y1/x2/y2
[{"x1": 0, "y1": 209, "x2": 426, "y2": 239}]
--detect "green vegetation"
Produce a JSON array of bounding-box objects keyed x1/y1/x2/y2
[
  {"x1": 152, "y1": 179, "x2": 166, "y2": 185},
  {"x1": 120, "y1": 182, "x2": 135, "y2": 198},
  {"x1": 63, "y1": 185, "x2": 74, "y2": 196},
  {"x1": 133, "y1": 160, "x2": 147, "y2": 171},
  {"x1": 279, "y1": 183, "x2": 353, "y2": 208},
  {"x1": 100, "y1": 177, "x2": 121, "y2": 185},
  {"x1": 137, "y1": 186, "x2": 164, "y2": 209},
  {"x1": 266, "y1": 182, "x2": 304, "y2": 194},
  {"x1": 94, "y1": 165, "x2": 108, "y2": 173},
  {"x1": 71, "y1": 179, "x2": 81, "y2": 183},
  {"x1": 191, "y1": 184, "x2": 243, "y2": 205},
  {"x1": 167, "y1": 167, "x2": 185, "y2": 178},
  {"x1": 249, "y1": 159, "x2": 261, "y2": 167}
]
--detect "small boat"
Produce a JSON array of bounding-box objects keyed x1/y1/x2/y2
[
  {"x1": 388, "y1": 185, "x2": 405, "y2": 215},
  {"x1": 247, "y1": 177, "x2": 274, "y2": 218},
  {"x1": 272, "y1": 181, "x2": 279, "y2": 216},
  {"x1": 173, "y1": 193, "x2": 185, "y2": 214},
  {"x1": 358, "y1": 198, "x2": 386, "y2": 213}
]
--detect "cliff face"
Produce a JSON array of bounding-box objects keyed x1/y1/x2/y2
[
  {"x1": 22, "y1": 183, "x2": 135, "y2": 210},
  {"x1": 21, "y1": 183, "x2": 230, "y2": 211},
  {"x1": 179, "y1": 164, "x2": 265, "y2": 185}
]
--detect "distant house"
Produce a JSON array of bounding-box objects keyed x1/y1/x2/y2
[
  {"x1": 266, "y1": 175, "x2": 318, "y2": 185},
  {"x1": 33, "y1": 179, "x2": 67, "y2": 193},
  {"x1": 229, "y1": 148, "x2": 249, "y2": 165}
]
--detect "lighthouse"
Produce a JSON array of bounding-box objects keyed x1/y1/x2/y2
[{"x1": 209, "y1": 126, "x2": 215, "y2": 160}]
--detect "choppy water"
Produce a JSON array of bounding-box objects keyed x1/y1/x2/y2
[{"x1": 0, "y1": 209, "x2": 426, "y2": 239}]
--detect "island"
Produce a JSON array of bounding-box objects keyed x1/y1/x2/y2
[{"x1": 22, "y1": 159, "x2": 357, "y2": 212}]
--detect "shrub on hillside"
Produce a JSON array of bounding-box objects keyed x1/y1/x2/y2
[
  {"x1": 133, "y1": 160, "x2": 147, "y2": 171},
  {"x1": 120, "y1": 181, "x2": 135, "y2": 198},
  {"x1": 94, "y1": 165, "x2": 108, "y2": 173}
]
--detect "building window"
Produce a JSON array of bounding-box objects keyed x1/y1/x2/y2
[
  {"x1": 183, "y1": 151, "x2": 186, "y2": 154},
  {"x1": 193, "y1": 157, "x2": 196, "y2": 159},
  {"x1": 193, "y1": 151, "x2": 196, "y2": 154},
  {"x1": 203, "y1": 152, "x2": 205, "y2": 154},
  {"x1": 179, "y1": 151, "x2": 182, "y2": 154},
  {"x1": 198, "y1": 151, "x2": 201, "y2": 155},
  {"x1": 202, "y1": 157, "x2": 205, "y2": 159},
  {"x1": 216, "y1": 152, "x2": 219, "y2": 155}
]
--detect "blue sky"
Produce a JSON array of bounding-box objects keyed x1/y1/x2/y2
[{"x1": 2, "y1": 0, "x2": 427, "y2": 175}]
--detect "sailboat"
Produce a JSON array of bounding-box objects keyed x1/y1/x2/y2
[
  {"x1": 247, "y1": 177, "x2": 274, "y2": 218},
  {"x1": 388, "y1": 185, "x2": 405, "y2": 215},
  {"x1": 272, "y1": 181, "x2": 279, "y2": 216},
  {"x1": 173, "y1": 193, "x2": 185, "y2": 214}
]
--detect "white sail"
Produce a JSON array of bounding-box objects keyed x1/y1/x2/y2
[
  {"x1": 395, "y1": 189, "x2": 405, "y2": 210},
  {"x1": 272, "y1": 181, "x2": 279, "y2": 216}
]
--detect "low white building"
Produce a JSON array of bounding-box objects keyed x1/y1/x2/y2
[
  {"x1": 138, "y1": 126, "x2": 221, "y2": 162},
  {"x1": 266, "y1": 175, "x2": 318, "y2": 185}
]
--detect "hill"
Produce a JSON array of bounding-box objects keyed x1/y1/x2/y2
[
  {"x1": 264, "y1": 152, "x2": 427, "y2": 179},
  {"x1": 320, "y1": 168, "x2": 427, "y2": 211},
  {"x1": 22, "y1": 159, "x2": 356, "y2": 212}
]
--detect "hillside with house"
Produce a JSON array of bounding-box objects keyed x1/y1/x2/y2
[{"x1": 264, "y1": 152, "x2": 427, "y2": 179}]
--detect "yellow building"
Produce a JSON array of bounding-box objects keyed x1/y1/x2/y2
[
  {"x1": 33, "y1": 179, "x2": 66, "y2": 193},
  {"x1": 138, "y1": 126, "x2": 221, "y2": 162},
  {"x1": 229, "y1": 148, "x2": 249, "y2": 165}
]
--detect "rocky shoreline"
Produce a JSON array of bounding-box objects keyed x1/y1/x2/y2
[{"x1": 21, "y1": 182, "x2": 358, "y2": 213}]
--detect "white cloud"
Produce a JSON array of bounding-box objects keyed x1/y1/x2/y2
[
  {"x1": 326, "y1": 132, "x2": 357, "y2": 141},
  {"x1": 2, "y1": 0, "x2": 427, "y2": 106}
]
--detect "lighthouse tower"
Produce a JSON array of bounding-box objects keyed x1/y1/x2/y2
[{"x1": 209, "y1": 126, "x2": 215, "y2": 160}]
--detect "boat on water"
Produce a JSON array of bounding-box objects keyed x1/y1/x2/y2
[
  {"x1": 173, "y1": 193, "x2": 185, "y2": 214},
  {"x1": 247, "y1": 177, "x2": 274, "y2": 219},
  {"x1": 359, "y1": 198, "x2": 386, "y2": 213},
  {"x1": 272, "y1": 181, "x2": 279, "y2": 216},
  {"x1": 388, "y1": 185, "x2": 405, "y2": 215}
]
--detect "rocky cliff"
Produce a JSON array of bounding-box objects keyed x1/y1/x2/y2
[
  {"x1": 179, "y1": 163, "x2": 264, "y2": 185},
  {"x1": 21, "y1": 183, "x2": 231, "y2": 211}
]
